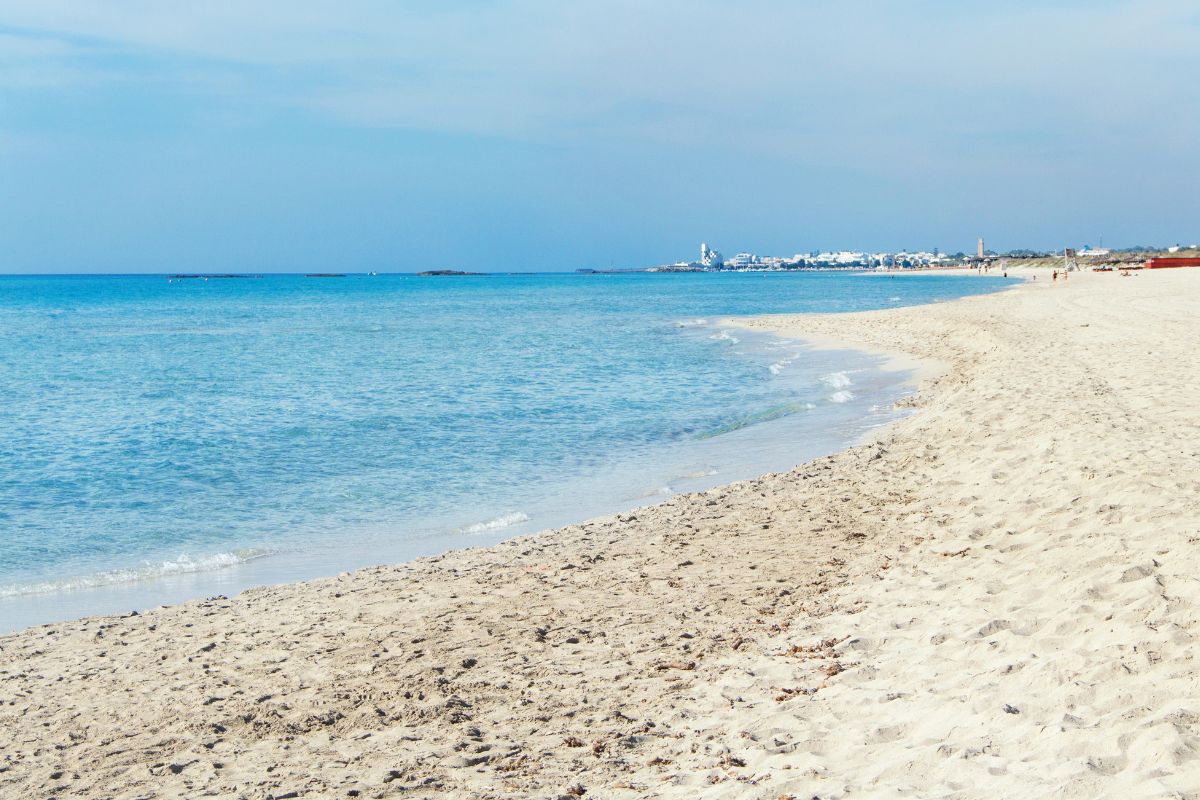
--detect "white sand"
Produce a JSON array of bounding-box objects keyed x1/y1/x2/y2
[{"x1": 2, "y1": 267, "x2": 1198, "y2": 798}]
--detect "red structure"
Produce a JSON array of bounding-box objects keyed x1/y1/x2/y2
[{"x1": 1145, "y1": 257, "x2": 1200, "y2": 269}]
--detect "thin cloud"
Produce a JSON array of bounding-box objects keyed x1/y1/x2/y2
[{"x1": 0, "y1": 1, "x2": 1196, "y2": 271}]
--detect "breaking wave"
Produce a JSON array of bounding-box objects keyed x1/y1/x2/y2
[
  {"x1": 820, "y1": 371, "x2": 854, "y2": 389},
  {"x1": 458, "y1": 512, "x2": 530, "y2": 535},
  {"x1": 0, "y1": 548, "x2": 276, "y2": 598}
]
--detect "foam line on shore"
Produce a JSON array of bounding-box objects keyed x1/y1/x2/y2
[{"x1": 0, "y1": 548, "x2": 275, "y2": 598}]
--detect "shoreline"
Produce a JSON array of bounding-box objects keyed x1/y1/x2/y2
[
  {"x1": 5, "y1": 266, "x2": 1196, "y2": 797},
  {"x1": 730, "y1": 270, "x2": 1033, "y2": 396},
  {"x1": 0, "y1": 301, "x2": 945, "y2": 634}
]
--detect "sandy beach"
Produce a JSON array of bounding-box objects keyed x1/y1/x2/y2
[{"x1": 3, "y1": 267, "x2": 1199, "y2": 798}]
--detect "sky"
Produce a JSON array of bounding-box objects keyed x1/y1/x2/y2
[{"x1": 0, "y1": 1, "x2": 1197, "y2": 273}]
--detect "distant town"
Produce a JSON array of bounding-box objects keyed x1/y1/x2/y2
[{"x1": 577, "y1": 240, "x2": 1200, "y2": 274}]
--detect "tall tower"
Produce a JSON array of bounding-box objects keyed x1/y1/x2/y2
[
  {"x1": 977, "y1": 238, "x2": 985, "y2": 259},
  {"x1": 701, "y1": 243, "x2": 709, "y2": 263}
]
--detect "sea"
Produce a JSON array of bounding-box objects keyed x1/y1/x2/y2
[{"x1": 0, "y1": 271, "x2": 1016, "y2": 632}]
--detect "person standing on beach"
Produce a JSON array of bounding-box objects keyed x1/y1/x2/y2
[{"x1": 1053, "y1": 270, "x2": 1058, "y2": 282}]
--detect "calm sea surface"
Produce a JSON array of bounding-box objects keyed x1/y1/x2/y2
[{"x1": 0, "y1": 271, "x2": 1015, "y2": 630}]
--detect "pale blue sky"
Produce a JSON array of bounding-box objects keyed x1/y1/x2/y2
[{"x1": 1, "y1": 1, "x2": 1197, "y2": 272}]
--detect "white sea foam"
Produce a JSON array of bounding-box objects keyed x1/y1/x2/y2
[
  {"x1": 674, "y1": 318, "x2": 708, "y2": 328},
  {"x1": 638, "y1": 486, "x2": 675, "y2": 498},
  {"x1": 768, "y1": 354, "x2": 799, "y2": 375},
  {"x1": 681, "y1": 468, "x2": 719, "y2": 479},
  {"x1": 709, "y1": 331, "x2": 740, "y2": 344},
  {"x1": 0, "y1": 548, "x2": 275, "y2": 598},
  {"x1": 829, "y1": 390, "x2": 856, "y2": 403},
  {"x1": 821, "y1": 371, "x2": 854, "y2": 389},
  {"x1": 888, "y1": 296, "x2": 901, "y2": 301},
  {"x1": 458, "y1": 512, "x2": 530, "y2": 535}
]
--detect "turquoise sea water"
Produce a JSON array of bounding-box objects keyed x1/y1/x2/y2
[{"x1": 0, "y1": 271, "x2": 1015, "y2": 631}]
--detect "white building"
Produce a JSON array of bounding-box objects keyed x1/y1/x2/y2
[{"x1": 700, "y1": 243, "x2": 724, "y2": 268}]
